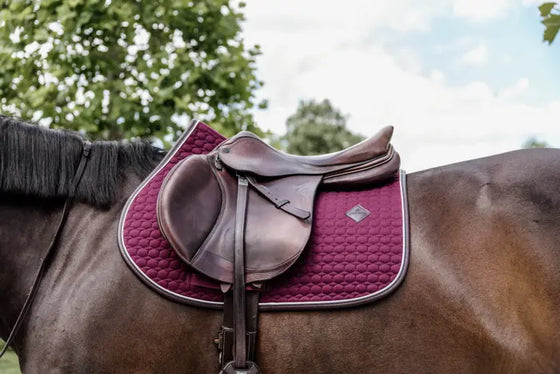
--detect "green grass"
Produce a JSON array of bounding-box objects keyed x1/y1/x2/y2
[{"x1": 0, "y1": 341, "x2": 21, "y2": 374}]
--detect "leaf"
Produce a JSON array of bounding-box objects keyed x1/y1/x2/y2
[
  {"x1": 16, "y1": 6, "x2": 33, "y2": 21},
  {"x1": 68, "y1": 0, "x2": 83, "y2": 8},
  {"x1": 539, "y1": 2, "x2": 557, "y2": 17},
  {"x1": 541, "y1": 7, "x2": 560, "y2": 44},
  {"x1": 544, "y1": 25, "x2": 560, "y2": 43},
  {"x1": 542, "y1": 14, "x2": 560, "y2": 43},
  {"x1": 56, "y1": 4, "x2": 77, "y2": 23},
  {"x1": 542, "y1": 14, "x2": 560, "y2": 26}
]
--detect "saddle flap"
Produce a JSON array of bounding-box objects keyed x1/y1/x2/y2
[
  {"x1": 157, "y1": 153, "x2": 322, "y2": 284},
  {"x1": 157, "y1": 155, "x2": 223, "y2": 263}
]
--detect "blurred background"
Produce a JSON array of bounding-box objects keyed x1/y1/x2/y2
[{"x1": 0, "y1": 1, "x2": 559, "y2": 371}]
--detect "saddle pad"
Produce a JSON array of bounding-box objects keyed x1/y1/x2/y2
[{"x1": 118, "y1": 120, "x2": 409, "y2": 311}]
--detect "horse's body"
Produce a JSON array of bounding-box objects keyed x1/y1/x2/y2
[{"x1": 0, "y1": 120, "x2": 559, "y2": 373}]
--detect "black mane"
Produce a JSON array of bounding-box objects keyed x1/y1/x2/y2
[{"x1": 0, "y1": 116, "x2": 165, "y2": 207}]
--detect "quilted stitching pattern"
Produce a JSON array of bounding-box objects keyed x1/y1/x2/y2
[
  {"x1": 263, "y1": 184, "x2": 403, "y2": 303},
  {"x1": 122, "y1": 122, "x2": 404, "y2": 306}
]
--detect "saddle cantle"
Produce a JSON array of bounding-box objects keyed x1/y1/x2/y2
[{"x1": 157, "y1": 126, "x2": 400, "y2": 285}]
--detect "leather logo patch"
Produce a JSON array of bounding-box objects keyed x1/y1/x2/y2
[{"x1": 346, "y1": 204, "x2": 371, "y2": 223}]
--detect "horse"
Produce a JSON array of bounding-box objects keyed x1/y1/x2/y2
[{"x1": 0, "y1": 115, "x2": 558, "y2": 373}]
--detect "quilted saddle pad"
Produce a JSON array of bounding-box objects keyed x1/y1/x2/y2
[{"x1": 118, "y1": 120, "x2": 410, "y2": 311}]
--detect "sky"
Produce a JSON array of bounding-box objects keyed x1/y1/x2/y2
[{"x1": 241, "y1": 0, "x2": 560, "y2": 172}]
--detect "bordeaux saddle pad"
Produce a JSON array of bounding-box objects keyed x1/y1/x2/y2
[{"x1": 118, "y1": 120, "x2": 409, "y2": 310}]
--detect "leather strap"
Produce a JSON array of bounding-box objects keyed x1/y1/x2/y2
[
  {"x1": 245, "y1": 176, "x2": 310, "y2": 220},
  {"x1": 0, "y1": 142, "x2": 91, "y2": 358},
  {"x1": 218, "y1": 175, "x2": 263, "y2": 373},
  {"x1": 218, "y1": 292, "x2": 259, "y2": 368},
  {"x1": 233, "y1": 175, "x2": 249, "y2": 368}
]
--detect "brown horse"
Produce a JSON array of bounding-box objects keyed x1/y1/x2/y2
[{"x1": 0, "y1": 116, "x2": 559, "y2": 373}]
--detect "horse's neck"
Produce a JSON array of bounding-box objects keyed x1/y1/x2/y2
[
  {"x1": 0, "y1": 171, "x2": 143, "y2": 341},
  {"x1": 0, "y1": 195, "x2": 65, "y2": 335}
]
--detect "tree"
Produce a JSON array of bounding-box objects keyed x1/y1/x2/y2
[
  {"x1": 283, "y1": 99, "x2": 364, "y2": 155},
  {"x1": 523, "y1": 136, "x2": 549, "y2": 148},
  {"x1": 540, "y1": 2, "x2": 560, "y2": 44},
  {"x1": 0, "y1": 0, "x2": 265, "y2": 142}
]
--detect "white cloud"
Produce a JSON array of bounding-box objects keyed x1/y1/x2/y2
[
  {"x1": 429, "y1": 70, "x2": 446, "y2": 85},
  {"x1": 244, "y1": 0, "x2": 534, "y2": 39},
  {"x1": 498, "y1": 78, "x2": 530, "y2": 99},
  {"x1": 460, "y1": 44, "x2": 488, "y2": 65},
  {"x1": 242, "y1": 0, "x2": 445, "y2": 36},
  {"x1": 451, "y1": 0, "x2": 514, "y2": 21},
  {"x1": 522, "y1": 0, "x2": 543, "y2": 5}
]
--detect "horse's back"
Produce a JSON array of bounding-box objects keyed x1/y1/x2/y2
[{"x1": 404, "y1": 147, "x2": 560, "y2": 372}]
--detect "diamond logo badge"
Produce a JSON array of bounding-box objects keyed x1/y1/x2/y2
[{"x1": 346, "y1": 204, "x2": 371, "y2": 223}]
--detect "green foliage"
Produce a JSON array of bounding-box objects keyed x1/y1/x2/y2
[
  {"x1": 539, "y1": 2, "x2": 560, "y2": 44},
  {"x1": 283, "y1": 99, "x2": 364, "y2": 155},
  {"x1": 0, "y1": 341, "x2": 20, "y2": 374},
  {"x1": 0, "y1": 0, "x2": 264, "y2": 143},
  {"x1": 522, "y1": 136, "x2": 549, "y2": 148}
]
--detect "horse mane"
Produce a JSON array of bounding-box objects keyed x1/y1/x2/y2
[{"x1": 0, "y1": 115, "x2": 165, "y2": 208}]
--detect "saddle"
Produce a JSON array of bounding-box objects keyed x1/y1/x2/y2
[{"x1": 156, "y1": 126, "x2": 400, "y2": 373}]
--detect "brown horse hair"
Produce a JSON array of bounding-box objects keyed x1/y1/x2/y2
[{"x1": 0, "y1": 115, "x2": 164, "y2": 208}]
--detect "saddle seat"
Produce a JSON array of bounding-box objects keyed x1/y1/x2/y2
[
  {"x1": 217, "y1": 126, "x2": 395, "y2": 186},
  {"x1": 157, "y1": 125, "x2": 400, "y2": 284}
]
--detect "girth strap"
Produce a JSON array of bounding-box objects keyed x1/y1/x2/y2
[{"x1": 0, "y1": 141, "x2": 91, "y2": 358}]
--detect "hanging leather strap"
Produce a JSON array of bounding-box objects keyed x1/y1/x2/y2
[
  {"x1": 233, "y1": 175, "x2": 249, "y2": 368},
  {"x1": 0, "y1": 141, "x2": 91, "y2": 358},
  {"x1": 220, "y1": 175, "x2": 262, "y2": 374}
]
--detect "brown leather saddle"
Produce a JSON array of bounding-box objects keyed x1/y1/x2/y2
[{"x1": 157, "y1": 126, "x2": 400, "y2": 374}]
